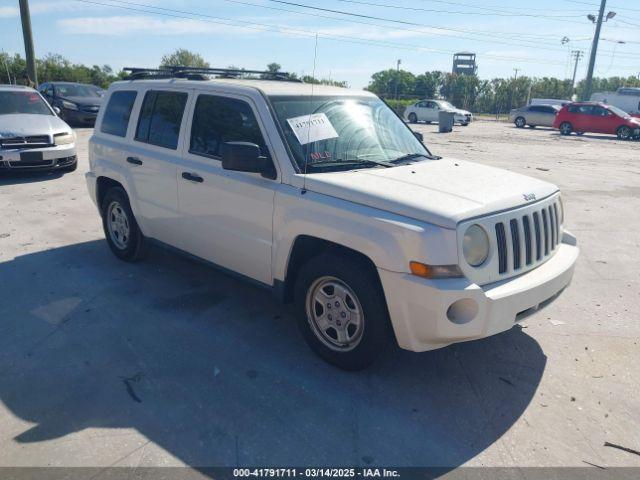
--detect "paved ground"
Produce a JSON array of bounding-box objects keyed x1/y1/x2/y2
[{"x1": 0, "y1": 122, "x2": 638, "y2": 471}]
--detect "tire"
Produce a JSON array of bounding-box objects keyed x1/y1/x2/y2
[
  {"x1": 515, "y1": 116, "x2": 526, "y2": 128},
  {"x1": 559, "y1": 122, "x2": 573, "y2": 136},
  {"x1": 461, "y1": 122, "x2": 469, "y2": 127},
  {"x1": 294, "y1": 253, "x2": 391, "y2": 370},
  {"x1": 101, "y1": 187, "x2": 148, "y2": 262},
  {"x1": 408, "y1": 113, "x2": 418, "y2": 124},
  {"x1": 617, "y1": 125, "x2": 632, "y2": 140}
]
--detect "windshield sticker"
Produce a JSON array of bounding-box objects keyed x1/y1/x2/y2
[
  {"x1": 286, "y1": 113, "x2": 339, "y2": 145},
  {"x1": 309, "y1": 151, "x2": 332, "y2": 162}
]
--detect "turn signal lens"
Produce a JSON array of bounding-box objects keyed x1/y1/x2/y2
[{"x1": 410, "y1": 262, "x2": 463, "y2": 279}]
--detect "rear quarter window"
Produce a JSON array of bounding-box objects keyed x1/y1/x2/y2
[
  {"x1": 135, "y1": 90, "x2": 188, "y2": 150},
  {"x1": 101, "y1": 91, "x2": 137, "y2": 137}
]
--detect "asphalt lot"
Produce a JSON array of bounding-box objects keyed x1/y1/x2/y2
[{"x1": 0, "y1": 122, "x2": 639, "y2": 470}]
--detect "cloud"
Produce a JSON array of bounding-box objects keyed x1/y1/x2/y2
[
  {"x1": 0, "y1": 6, "x2": 18, "y2": 17},
  {"x1": 56, "y1": 15, "x2": 258, "y2": 36}
]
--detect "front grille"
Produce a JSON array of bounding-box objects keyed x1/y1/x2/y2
[
  {"x1": 0, "y1": 135, "x2": 51, "y2": 149},
  {"x1": 494, "y1": 198, "x2": 562, "y2": 275},
  {"x1": 8, "y1": 159, "x2": 54, "y2": 167}
]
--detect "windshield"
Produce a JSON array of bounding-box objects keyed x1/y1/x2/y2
[
  {"x1": 436, "y1": 100, "x2": 455, "y2": 110},
  {"x1": 270, "y1": 95, "x2": 430, "y2": 172},
  {"x1": 55, "y1": 84, "x2": 102, "y2": 98},
  {"x1": 608, "y1": 105, "x2": 629, "y2": 118},
  {"x1": 0, "y1": 91, "x2": 52, "y2": 115}
]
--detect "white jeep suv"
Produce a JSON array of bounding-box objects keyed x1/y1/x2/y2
[{"x1": 86, "y1": 67, "x2": 578, "y2": 370}]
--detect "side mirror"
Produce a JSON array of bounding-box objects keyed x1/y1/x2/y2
[
  {"x1": 413, "y1": 131, "x2": 424, "y2": 142},
  {"x1": 53, "y1": 106, "x2": 61, "y2": 115},
  {"x1": 220, "y1": 142, "x2": 276, "y2": 179}
]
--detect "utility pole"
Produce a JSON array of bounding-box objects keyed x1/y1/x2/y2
[
  {"x1": 509, "y1": 68, "x2": 520, "y2": 111},
  {"x1": 583, "y1": 0, "x2": 607, "y2": 101},
  {"x1": 18, "y1": 0, "x2": 38, "y2": 86},
  {"x1": 571, "y1": 50, "x2": 583, "y2": 89},
  {"x1": 394, "y1": 59, "x2": 401, "y2": 111}
]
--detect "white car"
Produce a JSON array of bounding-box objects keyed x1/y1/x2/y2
[
  {"x1": 0, "y1": 85, "x2": 77, "y2": 172},
  {"x1": 404, "y1": 99, "x2": 473, "y2": 126},
  {"x1": 86, "y1": 68, "x2": 578, "y2": 370}
]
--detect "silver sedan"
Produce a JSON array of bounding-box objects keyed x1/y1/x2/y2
[{"x1": 509, "y1": 104, "x2": 560, "y2": 128}]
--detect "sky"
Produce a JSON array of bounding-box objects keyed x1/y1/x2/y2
[{"x1": 1, "y1": 0, "x2": 639, "y2": 89}]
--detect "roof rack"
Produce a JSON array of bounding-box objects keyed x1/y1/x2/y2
[{"x1": 123, "y1": 66, "x2": 302, "y2": 82}]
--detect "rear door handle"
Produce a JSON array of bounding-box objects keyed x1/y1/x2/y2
[
  {"x1": 126, "y1": 156, "x2": 143, "y2": 165},
  {"x1": 182, "y1": 172, "x2": 204, "y2": 183}
]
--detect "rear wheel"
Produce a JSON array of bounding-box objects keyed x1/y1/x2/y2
[
  {"x1": 408, "y1": 113, "x2": 418, "y2": 124},
  {"x1": 559, "y1": 122, "x2": 573, "y2": 136},
  {"x1": 294, "y1": 253, "x2": 391, "y2": 370},
  {"x1": 515, "y1": 116, "x2": 526, "y2": 128},
  {"x1": 101, "y1": 187, "x2": 147, "y2": 262},
  {"x1": 617, "y1": 125, "x2": 632, "y2": 140}
]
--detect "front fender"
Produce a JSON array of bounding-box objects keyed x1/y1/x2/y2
[{"x1": 272, "y1": 185, "x2": 459, "y2": 282}]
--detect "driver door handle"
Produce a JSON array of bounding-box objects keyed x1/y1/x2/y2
[
  {"x1": 182, "y1": 172, "x2": 204, "y2": 183},
  {"x1": 126, "y1": 156, "x2": 143, "y2": 165}
]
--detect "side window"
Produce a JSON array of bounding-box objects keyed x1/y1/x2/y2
[
  {"x1": 135, "y1": 90, "x2": 188, "y2": 150},
  {"x1": 417, "y1": 101, "x2": 428, "y2": 108},
  {"x1": 189, "y1": 95, "x2": 267, "y2": 159},
  {"x1": 101, "y1": 91, "x2": 137, "y2": 137}
]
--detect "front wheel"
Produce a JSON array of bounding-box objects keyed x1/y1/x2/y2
[
  {"x1": 515, "y1": 116, "x2": 526, "y2": 128},
  {"x1": 101, "y1": 187, "x2": 148, "y2": 262},
  {"x1": 617, "y1": 125, "x2": 632, "y2": 140},
  {"x1": 559, "y1": 122, "x2": 573, "y2": 136},
  {"x1": 408, "y1": 113, "x2": 418, "y2": 124},
  {"x1": 294, "y1": 254, "x2": 391, "y2": 370}
]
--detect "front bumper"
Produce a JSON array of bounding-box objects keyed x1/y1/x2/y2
[
  {"x1": 454, "y1": 113, "x2": 472, "y2": 124},
  {"x1": 0, "y1": 144, "x2": 77, "y2": 170},
  {"x1": 61, "y1": 108, "x2": 98, "y2": 125},
  {"x1": 379, "y1": 233, "x2": 579, "y2": 352}
]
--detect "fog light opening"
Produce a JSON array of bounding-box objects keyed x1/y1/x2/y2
[{"x1": 446, "y1": 298, "x2": 479, "y2": 325}]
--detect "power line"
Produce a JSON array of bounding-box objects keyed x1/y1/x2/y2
[
  {"x1": 72, "y1": 0, "x2": 570, "y2": 66},
  {"x1": 71, "y1": 0, "x2": 640, "y2": 71},
  {"x1": 333, "y1": 0, "x2": 586, "y2": 18}
]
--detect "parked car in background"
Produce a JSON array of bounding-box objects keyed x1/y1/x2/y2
[
  {"x1": 530, "y1": 98, "x2": 571, "y2": 107},
  {"x1": 405, "y1": 99, "x2": 472, "y2": 126},
  {"x1": 591, "y1": 87, "x2": 640, "y2": 117},
  {"x1": 0, "y1": 85, "x2": 77, "y2": 172},
  {"x1": 553, "y1": 102, "x2": 640, "y2": 140},
  {"x1": 38, "y1": 82, "x2": 104, "y2": 126},
  {"x1": 510, "y1": 104, "x2": 560, "y2": 128},
  {"x1": 86, "y1": 67, "x2": 578, "y2": 370}
]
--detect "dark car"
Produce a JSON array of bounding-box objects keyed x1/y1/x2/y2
[
  {"x1": 38, "y1": 82, "x2": 104, "y2": 126},
  {"x1": 553, "y1": 102, "x2": 640, "y2": 140}
]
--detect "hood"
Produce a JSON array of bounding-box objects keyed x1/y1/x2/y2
[
  {"x1": 59, "y1": 95, "x2": 103, "y2": 106},
  {"x1": 0, "y1": 114, "x2": 72, "y2": 139},
  {"x1": 303, "y1": 158, "x2": 558, "y2": 229}
]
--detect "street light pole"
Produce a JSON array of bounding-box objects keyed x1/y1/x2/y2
[
  {"x1": 18, "y1": 0, "x2": 37, "y2": 86},
  {"x1": 583, "y1": 0, "x2": 607, "y2": 101}
]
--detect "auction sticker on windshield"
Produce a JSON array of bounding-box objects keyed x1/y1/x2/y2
[{"x1": 286, "y1": 113, "x2": 339, "y2": 145}]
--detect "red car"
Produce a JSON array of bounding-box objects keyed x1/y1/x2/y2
[{"x1": 553, "y1": 102, "x2": 640, "y2": 140}]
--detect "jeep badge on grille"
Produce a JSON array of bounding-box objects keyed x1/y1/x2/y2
[{"x1": 523, "y1": 193, "x2": 537, "y2": 201}]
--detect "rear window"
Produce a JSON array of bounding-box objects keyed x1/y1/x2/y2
[
  {"x1": 0, "y1": 91, "x2": 52, "y2": 115},
  {"x1": 101, "y1": 91, "x2": 137, "y2": 137},
  {"x1": 135, "y1": 90, "x2": 188, "y2": 150}
]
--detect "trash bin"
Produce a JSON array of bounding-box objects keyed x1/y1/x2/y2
[{"x1": 438, "y1": 111, "x2": 455, "y2": 133}]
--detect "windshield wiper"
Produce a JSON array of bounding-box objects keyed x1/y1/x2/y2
[{"x1": 392, "y1": 153, "x2": 440, "y2": 163}]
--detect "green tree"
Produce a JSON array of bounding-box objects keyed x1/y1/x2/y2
[
  {"x1": 413, "y1": 71, "x2": 444, "y2": 99},
  {"x1": 160, "y1": 49, "x2": 209, "y2": 68}
]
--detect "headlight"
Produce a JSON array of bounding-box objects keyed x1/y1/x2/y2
[
  {"x1": 54, "y1": 131, "x2": 75, "y2": 146},
  {"x1": 463, "y1": 224, "x2": 490, "y2": 267},
  {"x1": 61, "y1": 100, "x2": 78, "y2": 110}
]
